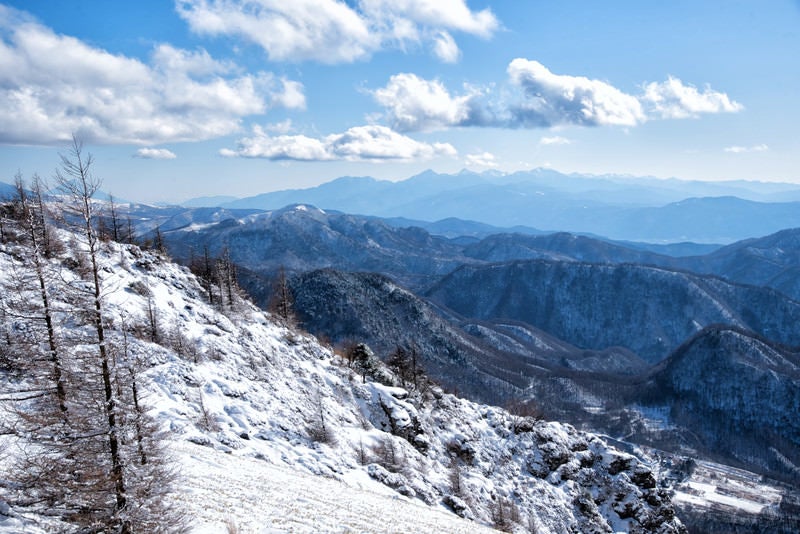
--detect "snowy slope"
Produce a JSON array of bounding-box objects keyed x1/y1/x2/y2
[{"x1": 0, "y1": 232, "x2": 685, "y2": 533}]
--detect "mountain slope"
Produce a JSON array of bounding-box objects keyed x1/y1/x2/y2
[
  {"x1": 644, "y1": 326, "x2": 800, "y2": 482},
  {"x1": 463, "y1": 232, "x2": 676, "y2": 264},
  {"x1": 162, "y1": 204, "x2": 474, "y2": 290},
  {"x1": 426, "y1": 260, "x2": 800, "y2": 363},
  {"x1": 0, "y1": 226, "x2": 685, "y2": 533},
  {"x1": 674, "y1": 227, "x2": 800, "y2": 300},
  {"x1": 289, "y1": 269, "x2": 652, "y2": 408}
]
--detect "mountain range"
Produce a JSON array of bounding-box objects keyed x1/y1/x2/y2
[{"x1": 183, "y1": 169, "x2": 800, "y2": 243}]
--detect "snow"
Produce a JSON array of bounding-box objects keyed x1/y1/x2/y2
[
  {"x1": 0, "y1": 230, "x2": 686, "y2": 534},
  {"x1": 671, "y1": 460, "x2": 784, "y2": 516},
  {"x1": 176, "y1": 441, "x2": 494, "y2": 534}
]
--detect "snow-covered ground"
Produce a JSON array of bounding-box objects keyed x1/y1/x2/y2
[
  {"x1": 176, "y1": 440, "x2": 495, "y2": 534},
  {"x1": 1, "y1": 231, "x2": 686, "y2": 533},
  {"x1": 672, "y1": 460, "x2": 784, "y2": 515}
]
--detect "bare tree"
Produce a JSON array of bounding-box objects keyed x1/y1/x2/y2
[
  {"x1": 55, "y1": 136, "x2": 130, "y2": 531},
  {"x1": 11, "y1": 173, "x2": 68, "y2": 418},
  {"x1": 1, "y1": 153, "x2": 184, "y2": 531},
  {"x1": 108, "y1": 194, "x2": 120, "y2": 242},
  {"x1": 268, "y1": 266, "x2": 295, "y2": 325},
  {"x1": 216, "y1": 247, "x2": 237, "y2": 310}
]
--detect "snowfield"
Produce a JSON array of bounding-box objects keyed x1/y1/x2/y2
[
  {"x1": 1, "y1": 232, "x2": 686, "y2": 533},
  {"x1": 176, "y1": 440, "x2": 494, "y2": 534},
  {"x1": 672, "y1": 461, "x2": 784, "y2": 515}
]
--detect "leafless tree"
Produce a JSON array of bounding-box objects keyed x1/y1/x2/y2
[{"x1": 268, "y1": 266, "x2": 295, "y2": 325}]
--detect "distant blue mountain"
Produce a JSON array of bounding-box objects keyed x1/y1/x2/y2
[
  {"x1": 220, "y1": 169, "x2": 800, "y2": 243},
  {"x1": 181, "y1": 195, "x2": 239, "y2": 208},
  {"x1": 0, "y1": 180, "x2": 16, "y2": 200}
]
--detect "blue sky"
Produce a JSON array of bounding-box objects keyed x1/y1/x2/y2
[{"x1": 0, "y1": 1, "x2": 797, "y2": 203}]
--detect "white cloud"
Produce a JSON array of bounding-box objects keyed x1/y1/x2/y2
[
  {"x1": 373, "y1": 60, "x2": 742, "y2": 132},
  {"x1": 134, "y1": 148, "x2": 178, "y2": 159},
  {"x1": 221, "y1": 124, "x2": 457, "y2": 161},
  {"x1": 0, "y1": 8, "x2": 302, "y2": 146},
  {"x1": 465, "y1": 151, "x2": 498, "y2": 168},
  {"x1": 642, "y1": 76, "x2": 743, "y2": 118},
  {"x1": 507, "y1": 59, "x2": 646, "y2": 127},
  {"x1": 362, "y1": 0, "x2": 498, "y2": 37},
  {"x1": 432, "y1": 31, "x2": 460, "y2": 63},
  {"x1": 273, "y1": 79, "x2": 307, "y2": 110},
  {"x1": 371, "y1": 73, "x2": 481, "y2": 131},
  {"x1": 724, "y1": 144, "x2": 769, "y2": 153},
  {"x1": 540, "y1": 136, "x2": 571, "y2": 145},
  {"x1": 176, "y1": 0, "x2": 497, "y2": 64}
]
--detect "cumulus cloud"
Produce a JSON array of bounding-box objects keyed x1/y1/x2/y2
[
  {"x1": 724, "y1": 144, "x2": 768, "y2": 153},
  {"x1": 465, "y1": 151, "x2": 498, "y2": 168},
  {"x1": 371, "y1": 73, "x2": 483, "y2": 131},
  {"x1": 372, "y1": 59, "x2": 742, "y2": 132},
  {"x1": 642, "y1": 76, "x2": 743, "y2": 119},
  {"x1": 0, "y1": 7, "x2": 303, "y2": 146},
  {"x1": 507, "y1": 59, "x2": 645, "y2": 127},
  {"x1": 176, "y1": 0, "x2": 497, "y2": 64},
  {"x1": 540, "y1": 136, "x2": 571, "y2": 145},
  {"x1": 221, "y1": 124, "x2": 457, "y2": 161},
  {"x1": 134, "y1": 148, "x2": 178, "y2": 159}
]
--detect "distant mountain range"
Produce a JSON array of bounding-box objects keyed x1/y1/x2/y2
[
  {"x1": 155, "y1": 203, "x2": 800, "y2": 301},
  {"x1": 180, "y1": 169, "x2": 800, "y2": 243}
]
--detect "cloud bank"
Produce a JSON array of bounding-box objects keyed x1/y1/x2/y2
[
  {"x1": 176, "y1": 0, "x2": 498, "y2": 64},
  {"x1": 0, "y1": 6, "x2": 303, "y2": 146},
  {"x1": 221, "y1": 124, "x2": 457, "y2": 161},
  {"x1": 372, "y1": 59, "x2": 743, "y2": 131}
]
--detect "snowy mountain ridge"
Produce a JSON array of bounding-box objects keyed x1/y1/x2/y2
[{"x1": 0, "y1": 228, "x2": 685, "y2": 533}]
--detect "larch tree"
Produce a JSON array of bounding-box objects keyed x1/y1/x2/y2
[
  {"x1": 269, "y1": 266, "x2": 295, "y2": 325},
  {"x1": 52, "y1": 136, "x2": 184, "y2": 532},
  {"x1": 55, "y1": 136, "x2": 130, "y2": 531}
]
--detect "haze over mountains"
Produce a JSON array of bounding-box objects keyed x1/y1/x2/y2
[{"x1": 186, "y1": 168, "x2": 800, "y2": 243}]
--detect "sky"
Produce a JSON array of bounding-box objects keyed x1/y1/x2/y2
[{"x1": 0, "y1": 0, "x2": 798, "y2": 203}]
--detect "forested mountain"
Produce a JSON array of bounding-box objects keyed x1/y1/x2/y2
[
  {"x1": 425, "y1": 260, "x2": 800, "y2": 363},
  {"x1": 0, "y1": 195, "x2": 687, "y2": 533},
  {"x1": 161, "y1": 204, "x2": 473, "y2": 290},
  {"x1": 644, "y1": 326, "x2": 800, "y2": 483},
  {"x1": 288, "y1": 269, "x2": 651, "y2": 406},
  {"x1": 284, "y1": 267, "x2": 800, "y2": 489},
  {"x1": 672, "y1": 228, "x2": 800, "y2": 300}
]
